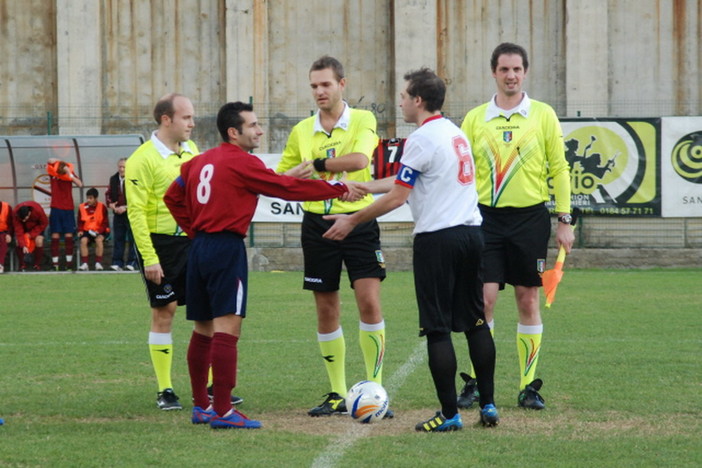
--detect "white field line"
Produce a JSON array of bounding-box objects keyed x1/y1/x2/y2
[{"x1": 310, "y1": 341, "x2": 426, "y2": 468}]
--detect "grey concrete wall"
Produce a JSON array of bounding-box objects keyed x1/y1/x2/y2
[
  {"x1": 1, "y1": 0, "x2": 700, "y2": 260},
  {"x1": 1, "y1": 0, "x2": 700, "y2": 147}
]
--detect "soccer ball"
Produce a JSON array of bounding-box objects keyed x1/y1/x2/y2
[{"x1": 346, "y1": 380, "x2": 389, "y2": 423}]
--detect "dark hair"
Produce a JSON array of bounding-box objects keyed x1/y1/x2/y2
[
  {"x1": 309, "y1": 55, "x2": 345, "y2": 82},
  {"x1": 86, "y1": 187, "x2": 99, "y2": 198},
  {"x1": 403, "y1": 67, "x2": 446, "y2": 112},
  {"x1": 217, "y1": 101, "x2": 254, "y2": 142},
  {"x1": 490, "y1": 42, "x2": 529, "y2": 72},
  {"x1": 18, "y1": 205, "x2": 31, "y2": 219},
  {"x1": 153, "y1": 93, "x2": 185, "y2": 125}
]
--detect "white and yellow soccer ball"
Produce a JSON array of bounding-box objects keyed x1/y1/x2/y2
[{"x1": 346, "y1": 380, "x2": 389, "y2": 423}]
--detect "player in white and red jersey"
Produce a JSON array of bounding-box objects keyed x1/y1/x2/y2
[
  {"x1": 164, "y1": 101, "x2": 360, "y2": 429},
  {"x1": 323, "y1": 68, "x2": 498, "y2": 432}
]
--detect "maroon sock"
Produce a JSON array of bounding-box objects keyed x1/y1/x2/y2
[
  {"x1": 34, "y1": 245, "x2": 44, "y2": 267},
  {"x1": 187, "y1": 331, "x2": 212, "y2": 409},
  {"x1": 81, "y1": 256, "x2": 88, "y2": 264},
  {"x1": 211, "y1": 332, "x2": 239, "y2": 417},
  {"x1": 51, "y1": 238, "x2": 60, "y2": 260},
  {"x1": 188, "y1": 331, "x2": 212, "y2": 409},
  {"x1": 96, "y1": 255, "x2": 103, "y2": 263},
  {"x1": 0, "y1": 239, "x2": 7, "y2": 265},
  {"x1": 65, "y1": 236, "x2": 74, "y2": 258},
  {"x1": 16, "y1": 246, "x2": 25, "y2": 269}
]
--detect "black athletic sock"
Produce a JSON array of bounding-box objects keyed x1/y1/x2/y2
[
  {"x1": 426, "y1": 332, "x2": 458, "y2": 419},
  {"x1": 465, "y1": 327, "x2": 496, "y2": 407}
]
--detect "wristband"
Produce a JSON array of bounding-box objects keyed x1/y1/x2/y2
[{"x1": 313, "y1": 158, "x2": 327, "y2": 172}]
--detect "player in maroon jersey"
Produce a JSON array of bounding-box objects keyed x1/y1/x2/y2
[
  {"x1": 13, "y1": 201, "x2": 49, "y2": 271},
  {"x1": 164, "y1": 101, "x2": 363, "y2": 429},
  {"x1": 46, "y1": 158, "x2": 83, "y2": 270}
]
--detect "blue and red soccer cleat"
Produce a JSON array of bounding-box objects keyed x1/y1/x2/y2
[
  {"x1": 210, "y1": 409, "x2": 262, "y2": 429},
  {"x1": 191, "y1": 406, "x2": 217, "y2": 424}
]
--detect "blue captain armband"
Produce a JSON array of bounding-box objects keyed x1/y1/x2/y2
[{"x1": 395, "y1": 164, "x2": 419, "y2": 188}]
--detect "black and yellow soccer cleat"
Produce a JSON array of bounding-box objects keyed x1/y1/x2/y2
[{"x1": 308, "y1": 392, "x2": 348, "y2": 416}]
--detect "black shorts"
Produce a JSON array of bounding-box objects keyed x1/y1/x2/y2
[
  {"x1": 301, "y1": 212, "x2": 386, "y2": 292},
  {"x1": 80, "y1": 232, "x2": 102, "y2": 243},
  {"x1": 479, "y1": 204, "x2": 550, "y2": 288},
  {"x1": 413, "y1": 225, "x2": 488, "y2": 337},
  {"x1": 186, "y1": 232, "x2": 248, "y2": 322},
  {"x1": 136, "y1": 233, "x2": 190, "y2": 308}
]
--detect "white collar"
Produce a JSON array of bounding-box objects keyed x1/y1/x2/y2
[
  {"x1": 150, "y1": 131, "x2": 192, "y2": 159},
  {"x1": 313, "y1": 102, "x2": 351, "y2": 135},
  {"x1": 485, "y1": 93, "x2": 531, "y2": 121}
]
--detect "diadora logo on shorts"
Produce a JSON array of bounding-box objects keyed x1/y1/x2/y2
[
  {"x1": 156, "y1": 284, "x2": 175, "y2": 300},
  {"x1": 304, "y1": 277, "x2": 323, "y2": 284},
  {"x1": 537, "y1": 259, "x2": 545, "y2": 273}
]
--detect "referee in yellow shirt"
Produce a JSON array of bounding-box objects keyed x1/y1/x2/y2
[
  {"x1": 126, "y1": 93, "x2": 199, "y2": 410},
  {"x1": 460, "y1": 43, "x2": 574, "y2": 410},
  {"x1": 277, "y1": 56, "x2": 391, "y2": 418}
]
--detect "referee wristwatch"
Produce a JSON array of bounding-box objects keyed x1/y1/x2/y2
[{"x1": 557, "y1": 213, "x2": 573, "y2": 225}]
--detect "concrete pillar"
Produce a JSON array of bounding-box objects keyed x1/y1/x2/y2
[
  {"x1": 225, "y1": 0, "x2": 269, "y2": 150},
  {"x1": 56, "y1": 0, "x2": 102, "y2": 134},
  {"x1": 565, "y1": 0, "x2": 608, "y2": 117},
  {"x1": 393, "y1": 0, "x2": 437, "y2": 137},
  {"x1": 673, "y1": 0, "x2": 700, "y2": 115}
]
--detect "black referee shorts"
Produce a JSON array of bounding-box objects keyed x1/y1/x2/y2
[
  {"x1": 301, "y1": 212, "x2": 386, "y2": 292},
  {"x1": 479, "y1": 203, "x2": 551, "y2": 288},
  {"x1": 136, "y1": 233, "x2": 190, "y2": 308}
]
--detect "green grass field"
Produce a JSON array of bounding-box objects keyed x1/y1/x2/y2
[{"x1": 0, "y1": 269, "x2": 700, "y2": 467}]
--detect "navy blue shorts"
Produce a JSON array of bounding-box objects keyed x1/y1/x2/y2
[
  {"x1": 301, "y1": 212, "x2": 386, "y2": 292},
  {"x1": 479, "y1": 204, "x2": 551, "y2": 288},
  {"x1": 49, "y1": 208, "x2": 76, "y2": 235},
  {"x1": 186, "y1": 232, "x2": 248, "y2": 321}
]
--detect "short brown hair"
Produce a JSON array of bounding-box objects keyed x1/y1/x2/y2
[
  {"x1": 309, "y1": 56, "x2": 345, "y2": 82},
  {"x1": 403, "y1": 68, "x2": 446, "y2": 113},
  {"x1": 153, "y1": 93, "x2": 185, "y2": 125},
  {"x1": 490, "y1": 43, "x2": 529, "y2": 72}
]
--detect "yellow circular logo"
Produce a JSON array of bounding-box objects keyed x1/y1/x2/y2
[{"x1": 671, "y1": 131, "x2": 702, "y2": 184}]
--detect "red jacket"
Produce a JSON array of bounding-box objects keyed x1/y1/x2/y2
[{"x1": 13, "y1": 201, "x2": 48, "y2": 248}]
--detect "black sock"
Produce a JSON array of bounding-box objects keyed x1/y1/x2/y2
[
  {"x1": 465, "y1": 327, "x2": 496, "y2": 407},
  {"x1": 426, "y1": 332, "x2": 457, "y2": 418}
]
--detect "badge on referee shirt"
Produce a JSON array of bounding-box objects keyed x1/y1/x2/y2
[{"x1": 375, "y1": 250, "x2": 386, "y2": 269}]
